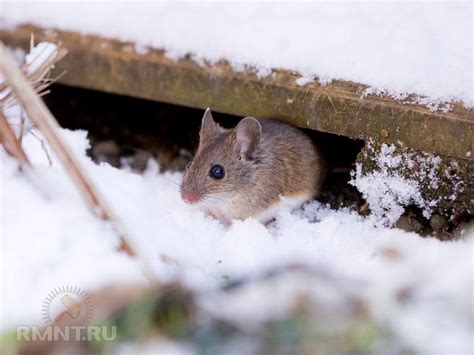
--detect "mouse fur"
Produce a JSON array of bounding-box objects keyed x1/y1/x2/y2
[{"x1": 180, "y1": 108, "x2": 325, "y2": 224}]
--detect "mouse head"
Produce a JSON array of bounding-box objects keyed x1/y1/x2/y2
[{"x1": 180, "y1": 108, "x2": 262, "y2": 207}]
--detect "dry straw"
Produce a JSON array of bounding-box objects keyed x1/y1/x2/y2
[{"x1": 0, "y1": 42, "x2": 156, "y2": 285}]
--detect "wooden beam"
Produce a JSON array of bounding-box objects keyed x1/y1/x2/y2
[{"x1": 1, "y1": 25, "x2": 472, "y2": 161}]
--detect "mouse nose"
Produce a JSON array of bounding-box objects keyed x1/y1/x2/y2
[{"x1": 181, "y1": 188, "x2": 203, "y2": 204}]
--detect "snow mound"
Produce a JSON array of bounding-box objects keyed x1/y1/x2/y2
[
  {"x1": 1, "y1": 2, "x2": 472, "y2": 108},
  {"x1": 1, "y1": 129, "x2": 472, "y2": 353}
]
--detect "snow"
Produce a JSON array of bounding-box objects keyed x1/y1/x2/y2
[
  {"x1": 295, "y1": 76, "x2": 313, "y2": 87},
  {"x1": 1, "y1": 129, "x2": 472, "y2": 353},
  {"x1": 0, "y1": 2, "x2": 472, "y2": 108},
  {"x1": 24, "y1": 41, "x2": 58, "y2": 75},
  {"x1": 350, "y1": 142, "x2": 447, "y2": 226},
  {"x1": 0, "y1": 5, "x2": 472, "y2": 353},
  {"x1": 361, "y1": 87, "x2": 455, "y2": 113},
  {"x1": 2, "y1": 42, "x2": 59, "y2": 136}
]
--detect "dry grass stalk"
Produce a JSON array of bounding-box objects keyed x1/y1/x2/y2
[
  {"x1": 0, "y1": 43, "x2": 157, "y2": 284},
  {"x1": 0, "y1": 109, "x2": 30, "y2": 167},
  {"x1": 0, "y1": 38, "x2": 66, "y2": 144},
  {"x1": 0, "y1": 37, "x2": 66, "y2": 93}
]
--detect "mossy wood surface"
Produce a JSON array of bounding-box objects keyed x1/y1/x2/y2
[
  {"x1": 357, "y1": 141, "x2": 473, "y2": 217},
  {"x1": 0, "y1": 25, "x2": 473, "y2": 162}
]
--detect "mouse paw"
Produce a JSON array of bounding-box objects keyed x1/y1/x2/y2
[
  {"x1": 205, "y1": 210, "x2": 232, "y2": 228},
  {"x1": 264, "y1": 218, "x2": 277, "y2": 229}
]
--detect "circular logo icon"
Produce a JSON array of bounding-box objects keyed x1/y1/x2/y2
[{"x1": 42, "y1": 285, "x2": 93, "y2": 324}]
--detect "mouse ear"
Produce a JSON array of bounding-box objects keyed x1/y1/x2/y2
[
  {"x1": 233, "y1": 117, "x2": 262, "y2": 160},
  {"x1": 199, "y1": 108, "x2": 221, "y2": 142}
]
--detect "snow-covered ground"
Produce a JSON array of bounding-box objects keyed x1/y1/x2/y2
[
  {"x1": 0, "y1": 2, "x2": 472, "y2": 108},
  {"x1": 0, "y1": 3, "x2": 473, "y2": 353},
  {"x1": 1, "y1": 129, "x2": 472, "y2": 353}
]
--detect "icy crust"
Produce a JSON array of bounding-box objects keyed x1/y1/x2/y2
[{"x1": 350, "y1": 141, "x2": 465, "y2": 226}]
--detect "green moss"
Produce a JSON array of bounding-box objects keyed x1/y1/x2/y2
[{"x1": 0, "y1": 329, "x2": 20, "y2": 355}]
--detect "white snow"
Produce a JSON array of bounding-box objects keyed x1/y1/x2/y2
[
  {"x1": 350, "y1": 142, "x2": 446, "y2": 226},
  {"x1": 295, "y1": 76, "x2": 313, "y2": 86},
  {"x1": 0, "y1": 5, "x2": 472, "y2": 353},
  {"x1": 2, "y1": 42, "x2": 59, "y2": 136},
  {"x1": 24, "y1": 41, "x2": 58, "y2": 76},
  {"x1": 0, "y1": 2, "x2": 472, "y2": 107},
  {"x1": 1, "y1": 129, "x2": 472, "y2": 353}
]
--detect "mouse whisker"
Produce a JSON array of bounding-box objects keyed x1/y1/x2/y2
[
  {"x1": 203, "y1": 195, "x2": 231, "y2": 205},
  {"x1": 120, "y1": 145, "x2": 157, "y2": 159},
  {"x1": 153, "y1": 174, "x2": 181, "y2": 189},
  {"x1": 165, "y1": 179, "x2": 181, "y2": 187}
]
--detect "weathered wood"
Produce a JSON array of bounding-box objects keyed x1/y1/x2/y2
[{"x1": 1, "y1": 25, "x2": 472, "y2": 161}]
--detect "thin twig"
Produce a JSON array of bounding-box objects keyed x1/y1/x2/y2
[
  {"x1": 30, "y1": 129, "x2": 53, "y2": 166},
  {"x1": 0, "y1": 43, "x2": 156, "y2": 285},
  {"x1": 18, "y1": 107, "x2": 25, "y2": 144}
]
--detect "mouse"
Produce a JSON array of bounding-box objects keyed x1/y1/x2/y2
[{"x1": 180, "y1": 108, "x2": 325, "y2": 225}]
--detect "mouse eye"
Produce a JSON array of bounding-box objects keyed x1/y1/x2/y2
[{"x1": 209, "y1": 164, "x2": 225, "y2": 179}]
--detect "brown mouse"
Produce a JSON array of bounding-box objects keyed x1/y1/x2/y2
[{"x1": 180, "y1": 108, "x2": 325, "y2": 225}]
